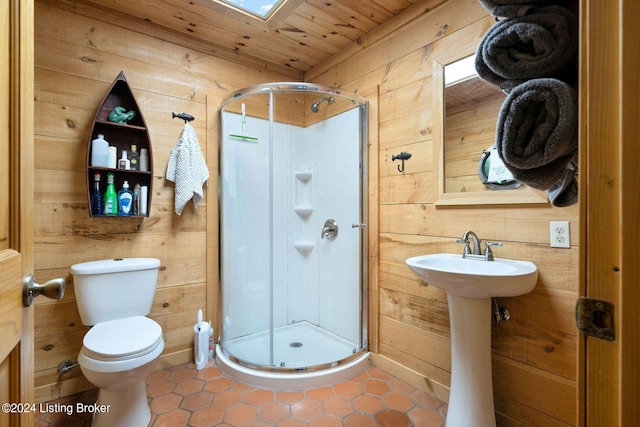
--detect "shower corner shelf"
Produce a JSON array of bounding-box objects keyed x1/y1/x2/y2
[
  {"x1": 294, "y1": 206, "x2": 313, "y2": 216},
  {"x1": 294, "y1": 242, "x2": 314, "y2": 253},
  {"x1": 295, "y1": 171, "x2": 313, "y2": 182}
]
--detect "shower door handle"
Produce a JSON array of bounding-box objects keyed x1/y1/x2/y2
[{"x1": 321, "y1": 219, "x2": 338, "y2": 241}]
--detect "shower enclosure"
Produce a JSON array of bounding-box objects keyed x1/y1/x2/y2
[{"x1": 217, "y1": 83, "x2": 368, "y2": 388}]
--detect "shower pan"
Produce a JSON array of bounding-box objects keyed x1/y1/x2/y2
[{"x1": 217, "y1": 83, "x2": 369, "y2": 389}]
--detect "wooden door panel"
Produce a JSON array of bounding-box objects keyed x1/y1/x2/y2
[{"x1": 0, "y1": 1, "x2": 34, "y2": 426}]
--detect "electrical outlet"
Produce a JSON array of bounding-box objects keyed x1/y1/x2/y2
[{"x1": 550, "y1": 221, "x2": 570, "y2": 248}]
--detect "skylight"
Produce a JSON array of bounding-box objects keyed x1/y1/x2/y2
[{"x1": 219, "y1": 0, "x2": 286, "y2": 19}]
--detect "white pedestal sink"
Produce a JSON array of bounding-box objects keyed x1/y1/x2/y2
[{"x1": 406, "y1": 253, "x2": 538, "y2": 427}]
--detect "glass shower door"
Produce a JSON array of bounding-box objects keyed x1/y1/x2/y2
[
  {"x1": 219, "y1": 96, "x2": 273, "y2": 366},
  {"x1": 316, "y1": 107, "x2": 364, "y2": 359}
]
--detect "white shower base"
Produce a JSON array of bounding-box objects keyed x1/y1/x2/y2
[{"x1": 217, "y1": 321, "x2": 370, "y2": 390}]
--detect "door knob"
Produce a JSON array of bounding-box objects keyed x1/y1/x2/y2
[{"x1": 22, "y1": 275, "x2": 65, "y2": 307}]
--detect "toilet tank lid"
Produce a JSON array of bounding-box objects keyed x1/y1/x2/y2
[{"x1": 71, "y1": 258, "x2": 161, "y2": 275}]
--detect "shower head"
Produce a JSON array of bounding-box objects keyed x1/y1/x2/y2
[{"x1": 310, "y1": 96, "x2": 334, "y2": 113}]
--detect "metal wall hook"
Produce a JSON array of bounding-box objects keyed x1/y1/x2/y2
[
  {"x1": 392, "y1": 151, "x2": 411, "y2": 173},
  {"x1": 172, "y1": 112, "x2": 195, "y2": 123}
]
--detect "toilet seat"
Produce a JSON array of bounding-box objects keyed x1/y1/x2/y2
[{"x1": 83, "y1": 316, "x2": 163, "y2": 361}]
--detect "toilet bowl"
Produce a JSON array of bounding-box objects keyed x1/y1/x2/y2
[
  {"x1": 71, "y1": 258, "x2": 163, "y2": 427},
  {"x1": 78, "y1": 317, "x2": 163, "y2": 427}
]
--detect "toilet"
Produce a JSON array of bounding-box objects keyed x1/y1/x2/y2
[{"x1": 71, "y1": 258, "x2": 164, "y2": 427}]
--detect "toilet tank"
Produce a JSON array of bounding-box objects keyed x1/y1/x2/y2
[{"x1": 71, "y1": 258, "x2": 161, "y2": 325}]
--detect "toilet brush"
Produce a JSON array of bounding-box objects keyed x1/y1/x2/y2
[{"x1": 194, "y1": 309, "x2": 210, "y2": 370}]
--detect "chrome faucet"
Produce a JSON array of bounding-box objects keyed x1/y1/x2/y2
[
  {"x1": 455, "y1": 230, "x2": 502, "y2": 261},
  {"x1": 458, "y1": 230, "x2": 481, "y2": 256}
]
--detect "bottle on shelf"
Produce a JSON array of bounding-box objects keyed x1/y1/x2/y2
[
  {"x1": 140, "y1": 185, "x2": 148, "y2": 216},
  {"x1": 117, "y1": 181, "x2": 134, "y2": 216},
  {"x1": 118, "y1": 150, "x2": 131, "y2": 170},
  {"x1": 139, "y1": 148, "x2": 149, "y2": 172},
  {"x1": 90, "y1": 173, "x2": 104, "y2": 216},
  {"x1": 103, "y1": 173, "x2": 118, "y2": 215},
  {"x1": 91, "y1": 134, "x2": 109, "y2": 167},
  {"x1": 129, "y1": 145, "x2": 140, "y2": 170},
  {"x1": 108, "y1": 146, "x2": 118, "y2": 169},
  {"x1": 133, "y1": 183, "x2": 141, "y2": 216}
]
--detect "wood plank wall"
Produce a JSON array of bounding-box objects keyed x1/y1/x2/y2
[
  {"x1": 32, "y1": 0, "x2": 292, "y2": 402},
  {"x1": 309, "y1": 0, "x2": 579, "y2": 425},
  {"x1": 33, "y1": 0, "x2": 580, "y2": 425}
]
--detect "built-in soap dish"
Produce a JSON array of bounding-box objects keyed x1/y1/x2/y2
[
  {"x1": 294, "y1": 206, "x2": 313, "y2": 216},
  {"x1": 294, "y1": 242, "x2": 314, "y2": 254},
  {"x1": 295, "y1": 171, "x2": 312, "y2": 182}
]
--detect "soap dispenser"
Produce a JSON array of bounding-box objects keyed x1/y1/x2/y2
[{"x1": 117, "y1": 181, "x2": 134, "y2": 216}]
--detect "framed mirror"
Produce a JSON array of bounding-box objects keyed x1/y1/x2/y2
[{"x1": 433, "y1": 53, "x2": 548, "y2": 206}]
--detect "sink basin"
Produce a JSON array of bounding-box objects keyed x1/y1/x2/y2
[{"x1": 406, "y1": 253, "x2": 538, "y2": 298}]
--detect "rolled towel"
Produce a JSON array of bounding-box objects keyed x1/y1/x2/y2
[
  {"x1": 478, "y1": 0, "x2": 564, "y2": 18},
  {"x1": 496, "y1": 78, "x2": 578, "y2": 191},
  {"x1": 475, "y1": 6, "x2": 578, "y2": 92},
  {"x1": 547, "y1": 154, "x2": 578, "y2": 207}
]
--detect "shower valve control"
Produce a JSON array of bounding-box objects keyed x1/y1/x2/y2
[{"x1": 321, "y1": 219, "x2": 338, "y2": 240}]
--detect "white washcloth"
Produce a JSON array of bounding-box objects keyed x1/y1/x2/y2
[{"x1": 166, "y1": 123, "x2": 209, "y2": 215}]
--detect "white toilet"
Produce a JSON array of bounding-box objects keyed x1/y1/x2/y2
[{"x1": 71, "y1": 258, "x2": 164, "y2": 427}]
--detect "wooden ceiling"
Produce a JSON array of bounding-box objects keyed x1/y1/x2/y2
[{"x1": 51, "y1": 0, "x2": 446, "y2": 80}]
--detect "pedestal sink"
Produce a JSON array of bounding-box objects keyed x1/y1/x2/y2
[{"x1": 406, "y1": 253, "x2": 538, "y2": 427}]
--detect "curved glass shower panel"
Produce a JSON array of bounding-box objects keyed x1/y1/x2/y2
[
  {"x1": 220, "y1": 91, "x2": 273, "y2": 366},
  {"x1": 219, "y1": 83, "x2": 368, "y2": 371}
]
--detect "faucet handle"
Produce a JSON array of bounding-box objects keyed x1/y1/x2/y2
[
  {"x1": 484, "y1": 241, "x2": 503, "y2": 261},
  {"x1": 455, "y1": 238, "x2": 471, "y2": 256}
]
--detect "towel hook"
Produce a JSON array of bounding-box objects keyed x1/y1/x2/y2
[
  {"x1": 172, "y1": 112, "x2": 195, "y2": 123},
  {"x1": 392, "y1": 151, "x2": 412, "y2": 173}
]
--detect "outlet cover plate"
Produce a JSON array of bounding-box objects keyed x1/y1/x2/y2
[{"x1": 550, "y1": 221, "x2": 570, "y2": 248}]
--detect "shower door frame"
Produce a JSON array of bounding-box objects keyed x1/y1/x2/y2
[{"x1": 217, "y1": 82, "x2": 369, "y2": 373}]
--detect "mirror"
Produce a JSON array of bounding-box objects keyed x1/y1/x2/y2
[{"x1": 433, "y1": 54, "x2": 548, "y2": 206}]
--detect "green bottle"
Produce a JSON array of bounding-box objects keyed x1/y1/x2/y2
[{"x1": 103, "y1": 173, "x2": 118, "y2": 215}]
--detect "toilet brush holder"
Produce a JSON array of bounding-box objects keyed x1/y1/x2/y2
[{"x1": 194, "y1": 320, "x2": 210, "y2": 370}]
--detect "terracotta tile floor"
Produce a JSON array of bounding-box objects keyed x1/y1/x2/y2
[{"x1": 36, "y1": 361, "x2": 447, "y2": 426}]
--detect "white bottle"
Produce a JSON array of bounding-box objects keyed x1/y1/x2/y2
[
  {"x1": 140, "y1": 185, "x2": 148, "y2": 216},
  {"x1": 91, "y1": 134, "x2": 109, "y2": 167},
  {"x1": 139, "y1": 148, "x2": 149, "y2": 172},
  {"x1": 118, "y1": 150, "x2": 130, "y2": 170}
]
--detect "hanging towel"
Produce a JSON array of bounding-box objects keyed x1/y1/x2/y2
[
  {"x1": 475, "y1": 6, "x2": 578, "y2": 92},
  {"x1": 478, "y1": 0, "x2": 562, "y2": 18},
  {"x1": 166, "y1": 123, "x2": 210, "y2": 215},
  {"x1": 495, "y1": 78, "x2": 578, "y2": 192}
]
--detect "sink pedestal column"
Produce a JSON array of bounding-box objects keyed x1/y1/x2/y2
[{"x1": 445, "y1": 293, "x2": 496, "y2": 427}]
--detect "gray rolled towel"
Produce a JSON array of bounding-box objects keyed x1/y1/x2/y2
[
  {"x1": 496, "y1": 78, "x2": 578, "y2": 192},
  {"x1": 475, "y1": 6, "x2": 578, "y2": 92},
  {"x1": 547, "y1": 154, "x2": 578, "y2": 207},
  {"x1": 478, "y1": 0, "x2": 563, "y2": 18}
]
